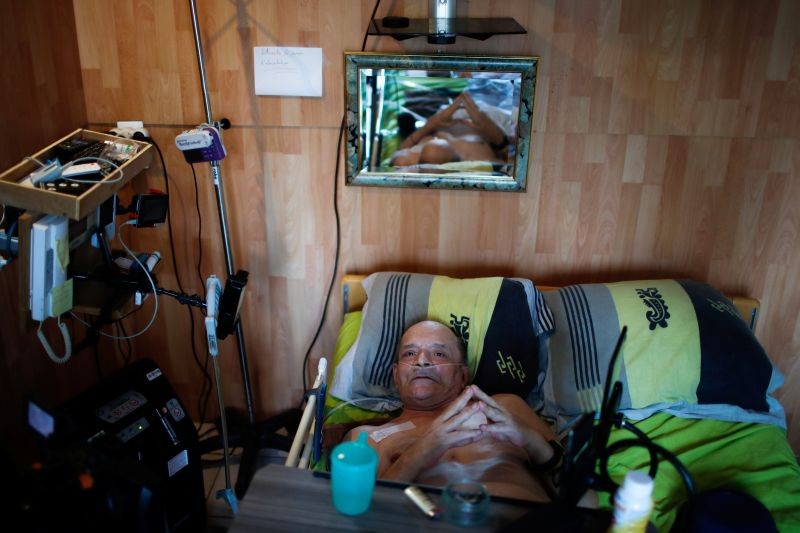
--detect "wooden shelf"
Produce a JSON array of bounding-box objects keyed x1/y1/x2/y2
[
  {"x1": 1, "y1": 129, "x2": 153, "y2": 323},
  {"x1": 368, "y1": 17, "x2": 526, "y2": 44},
  {"x1": 0, "y1": 128, "x2": 153, "y2": 220}
]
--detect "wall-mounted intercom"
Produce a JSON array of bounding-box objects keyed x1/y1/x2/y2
[{"x1": 29, "y1": 214, "x2": 71, "y2": 321}]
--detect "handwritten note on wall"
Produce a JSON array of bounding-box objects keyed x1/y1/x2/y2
[{"x1": 254, "y1": 47, "x2": 323, "y2": 97}]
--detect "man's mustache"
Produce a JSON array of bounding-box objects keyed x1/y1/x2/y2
[{"x1": 396, "y1": 362, "x2": 462, "y2": 380}]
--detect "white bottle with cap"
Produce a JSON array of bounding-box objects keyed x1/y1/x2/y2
[{"x1": 609, "y1": 470, "x2": 654, "y2": 533}]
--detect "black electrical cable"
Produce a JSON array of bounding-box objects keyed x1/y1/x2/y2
[
  {"x1": 190, "y1": 164, "x2": 205, "y2": 296},
  {"x1": 589, "y1": 386, "x2": 697, "y2": 494},
  {"x1": 143, "y1": 137, "x2": 213, "y2": 427},
  {"x1": 601, "y1": 437, "x2": 695, "y2": 498},
  {"x1": 150, "y1": 139, "x2": 213, "y2": 422},
  {"x1": 78, "y1": 312, "x2": 102, "y2": 359},
  {"x1": 615, "y1": 419, "x2": 660, "y2": 479},
  {"x1": 93, "y1": 338, "x2": 103, "y2": 380},
  {"x1": 116, "y1": 320, "x2": 133, "y2": 365},
  {"x1": 361, "y1": 0, "x2": 381, "y2": 51},
  {"x1": 596, "y1": 415, "x2": 696, "y2": 503},
  {"x1": 6, "y1": 219, "x2": 18, "y2": 252},
  {"x1": 146, "y1": 139, "x2": 186, "y2": 294},
  {"x1": 115, "y1": 302, "x2": 146, "y2": 322},
  {"x1": 600, "y1": 329, "x2": 627, "y2": 427},
  {"x1": 299, "y1": 0, "x2": 381, "y2": 399},
  {"x1": 190, "y1": 162, "x2": 213, "y2": 427},
  {"x1": 622, "y1": 420, "x2": 695, "y2": 497},
  {"x1": 300, "y1": 119, "x2": 344, "y2": 398}
]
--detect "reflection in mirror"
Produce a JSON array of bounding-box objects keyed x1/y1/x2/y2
[
  {"x1": 361, "y1": 69, "x2": 521, "y2": 174},
  {"x1": 345, "y1": 53, "x2": 539, "y2": 191}
]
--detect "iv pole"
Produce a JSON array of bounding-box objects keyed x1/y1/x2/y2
[
  {"x1": 187, "y1": 0, "x2": 249, "y2": 513},
  {"x1": 188, "y1": 1, "x2": 256, "y2": 425},
  {"x1": 186, "y1": 0, "x2": 300, "y2": 506}
]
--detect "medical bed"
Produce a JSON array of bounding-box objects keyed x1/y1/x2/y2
[{"x1": 289, "y1": 272, "x2": 800, "y2": 532}]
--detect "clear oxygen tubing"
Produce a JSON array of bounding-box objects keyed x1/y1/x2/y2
[{"x1": 395, "y1": 362, "x2": 466, "y2": 367}]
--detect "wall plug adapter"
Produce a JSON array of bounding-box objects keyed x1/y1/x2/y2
[
  {"x1": 117, "y1": 120, "x2": 144, "y2": 129},
  {"x1": 111, "y1": 120, "x2": 150, "y2": 139}
]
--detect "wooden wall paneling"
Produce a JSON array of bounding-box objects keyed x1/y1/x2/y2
[
  {"x1": 0, "y1": 0, "x2": 93, "y2": 462},
  {"x1": 400, "y1": 189, "x2": 440, "y2": 257},
  {"x1": 4, "y1": 0, "x2": 799, "y2": 457},
  {"x1": 533, "y1": 133, "x2": 564, "y2": 256},
  {"x1": 141, "y1": 2, "x2": 800, "y2": 450},
  {"x1": 612, "y1": 182, "x2": 641, "y2": 265},
  {"x1": 511, "y1": 133, "x2": 544, "y2": 267},
  {"x1": 762, "y1": 261, "x2": 800, "y2": 452},
  {"x1": 0, "y1": 0, "x2": 86, "y2": 170},
  {"x1": 476, "y1": 191, "x2": 517, "y2": 264}
]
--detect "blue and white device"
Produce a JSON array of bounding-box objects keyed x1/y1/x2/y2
[{"x1": 175, "y1": 125, "x2": 227, "y2": 163}]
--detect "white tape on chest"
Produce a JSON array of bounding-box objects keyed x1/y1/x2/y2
[{"x1": 369, "y1": 420, "x2": 416, "y2": 443}]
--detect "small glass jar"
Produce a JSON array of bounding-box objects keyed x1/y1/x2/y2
[{"x1": 442, "y1": 480, "x2": 490, "y2": 526}]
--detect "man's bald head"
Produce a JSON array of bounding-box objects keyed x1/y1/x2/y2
[
  {"x1": 393, "y1": 320, "x2": 469, "y2": 411},
  {"x1": 396, "y1": 320, "x2": 466, "y2": 364}
]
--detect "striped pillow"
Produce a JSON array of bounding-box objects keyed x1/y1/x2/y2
[
  {"x1": 328, "y1": 272, "x2": 554, "y2": 412},
  {"x1": 539, "y1": 280, "x2": 785, "y2": 427}
]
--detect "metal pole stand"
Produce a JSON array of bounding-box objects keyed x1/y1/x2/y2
[
  {"x1": 187, "y1": 0, "x2": 301, "y2": 507},
  {"x1": 211, "y1": 352, "x2": 237, "y2": 513}
]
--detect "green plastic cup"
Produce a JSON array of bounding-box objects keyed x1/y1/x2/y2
[{"x1": 330, "y1": 432, "x2": 378, "y2": 515}]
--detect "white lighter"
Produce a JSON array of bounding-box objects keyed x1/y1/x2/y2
[{"x1": 404, "y1": 486, "x2": 442, "y2": 519}]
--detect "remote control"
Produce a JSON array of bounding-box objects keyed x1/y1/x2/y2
[{"x1": 62, "y1": 162, "x2": 102, "y2": 177}]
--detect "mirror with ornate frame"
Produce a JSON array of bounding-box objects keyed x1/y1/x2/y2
[{"x1": 344, "y1": 52, "x2": 538, "y2": 191}]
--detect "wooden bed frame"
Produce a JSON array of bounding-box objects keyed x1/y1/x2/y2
[{"x1": 341, "y1": 274, "x2": 760, "y2": 332}]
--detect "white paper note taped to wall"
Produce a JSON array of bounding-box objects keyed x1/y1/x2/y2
[{"x1": 254, "y1": 46, "x2": 323, "y2": 97}]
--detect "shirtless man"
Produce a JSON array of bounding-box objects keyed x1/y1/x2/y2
[
  {"x1": 390, "y1": 93, "x2": 512, "y2": 169},
  {"x1": 345, "y1": 320, "x2": 558, "y2": 502}
]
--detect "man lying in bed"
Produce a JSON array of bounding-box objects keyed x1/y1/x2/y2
[
  {"x1": 344, "y1": 320, "x2": 558, "y2": 502},
  {"x1": 390, "y1": 93, "x2": 512, "y2": 172}
]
